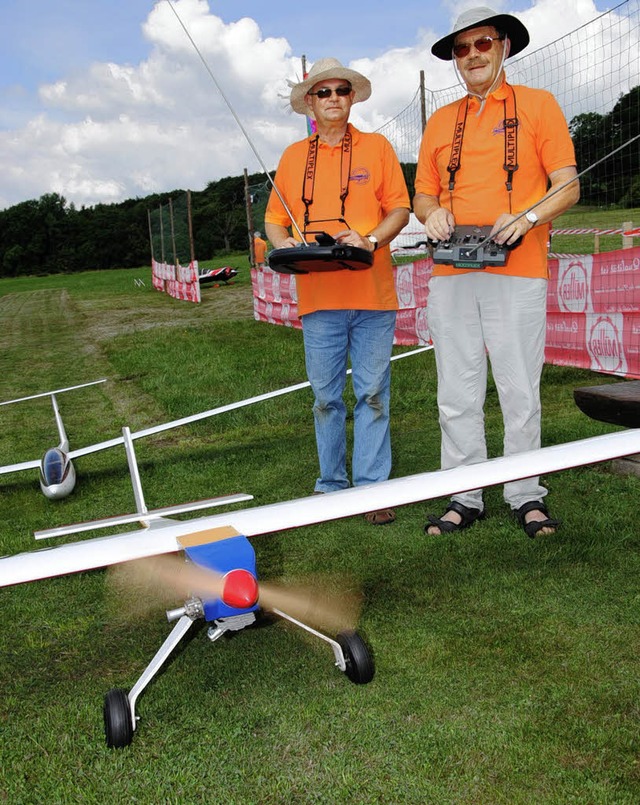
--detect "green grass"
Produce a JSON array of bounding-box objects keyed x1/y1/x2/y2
[
  {"x1": 1, "y1": 259, "x2": 639, "y2": 804},
  {"x1": 550, "y1": 206, "x2": 640, "y2": 255}
]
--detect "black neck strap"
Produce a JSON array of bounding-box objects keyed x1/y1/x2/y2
[
  {"x1": 302, "y1": 129, "x2": 353, "y2": 233},
  {"x1": 447, "y1": 97, "x2": 469, "y2": 191},
  {"x1": 446, "y1": 84, "x2": 519, "y2": 212}
]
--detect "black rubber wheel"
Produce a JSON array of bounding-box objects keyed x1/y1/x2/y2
[
  {"x1": 337, "y1": 630, "x2": 375, "y2": 684},
  {"x1": 103, "y1": 688, "x2": 134, "y2": 748}
]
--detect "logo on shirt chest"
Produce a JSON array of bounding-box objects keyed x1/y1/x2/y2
[
  {"x1": 492, "y1": 119, "x2": 520, "y2": 136},
  {"x1": 350, "y1": 167, "x2": 370, "y2": 185}
]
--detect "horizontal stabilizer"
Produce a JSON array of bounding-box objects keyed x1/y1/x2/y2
[
  {"x1": 34, "y1": 493, "x2": 254, "y2": 540},
  {"x1": 0, "y1": 379, "x2": 107, "y2": 407}
]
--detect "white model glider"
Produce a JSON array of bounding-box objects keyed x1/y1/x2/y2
[
  {"x1": 0, "y1": 346, "x2": 432, "y2": 500},
  {"x1": 0, "y1": 380, "x2": 107, "y2": 499}
]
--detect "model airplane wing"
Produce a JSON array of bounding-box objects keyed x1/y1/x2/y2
[
  {"x1": 67, "y1": 346, "x2": 431, "y2": 457},
  {"x1": 0, "y1": 458, "x2": 42, "y2": 475},
  {"x1": 2, "y1": 428, "x2": 638, "y2": 588},
  {"x1": 0, "y1": 348, "x2": 432, "y2": 480}
]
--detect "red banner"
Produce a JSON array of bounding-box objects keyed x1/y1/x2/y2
[
  {"x1": 252, "y1": 245, "x2": 640, "y2": 379},
  {"x1": 547, "y1": 248, "x2": 640, "y2": 377},
  {"x1": 152, "y1": 259, "x2": 201, "y2": 304}
]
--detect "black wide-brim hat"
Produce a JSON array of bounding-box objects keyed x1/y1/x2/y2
[{"x1": 432, "y1": 6, "x2": 530, "y2": 61}]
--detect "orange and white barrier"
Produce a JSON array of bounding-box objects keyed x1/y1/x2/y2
[{"x1": 252, "y1": 245, "x2": 640, "y2": 379}]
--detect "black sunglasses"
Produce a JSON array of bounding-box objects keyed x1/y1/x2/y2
[
  {"x1": 308, "y1": 85, "x2": 352, "y2": 99},
  {"x1": 453, "y1": 35, "x2": 504, "y2": 58}
]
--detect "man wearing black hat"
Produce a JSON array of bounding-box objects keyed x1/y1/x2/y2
[
  {"x1": 265, "y1": 58, "x2": 410, "y2": 524},
  {"x1": 414, "y1": 7, "x2": 579, "y2": 538}
]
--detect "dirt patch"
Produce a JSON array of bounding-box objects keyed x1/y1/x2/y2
[{"x1": 78, "y1": 282, "x2": 255, "y2": 344}]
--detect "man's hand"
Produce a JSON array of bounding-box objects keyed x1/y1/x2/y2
[
  {"x1": 490, "y1": 212, "x2": 534, "y2": 245},
  {"x1": 271, "y1": 236, "x2": 300, "y2": 249},
  {"x1": 423, "y1": 207, "x2": 455, "y2": 243},
  {"x1": 335, "y1": 229, "x2": 373, "y2": 251}
]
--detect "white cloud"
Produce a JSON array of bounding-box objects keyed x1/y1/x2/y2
[{"x1": 0, "y1": 0, "x2": 635, "y2": 210}]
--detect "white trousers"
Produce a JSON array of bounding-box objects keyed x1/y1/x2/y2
[{"x1": 428, "y1": 273, "x2": 549, "y2": 511}]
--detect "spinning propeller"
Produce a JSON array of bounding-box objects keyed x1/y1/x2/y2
[
  {"x1": 108, "y1": 551, "x2": 363, "y2": 635},
  {"x1": 103, "y1": 541, "x2": 372, "y2": 749}
]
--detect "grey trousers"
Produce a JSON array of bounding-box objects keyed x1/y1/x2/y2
[{"x1": 427, "y1": 273, "x2": 549, "y2": 511}]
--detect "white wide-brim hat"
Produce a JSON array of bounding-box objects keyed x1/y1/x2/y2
[
  {"x1": 431, "y1": 6, "x2": 530, "y2": 61},
  {"x1": 289, "y1": 57, "x2": 371, "y2": 117}
]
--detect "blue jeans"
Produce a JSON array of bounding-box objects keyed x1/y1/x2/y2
[{"x1": 301, "y1": 309, "x2": 397, "y2": 492}]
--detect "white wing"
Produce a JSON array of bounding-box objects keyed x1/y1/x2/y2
[
  {"x1": 1, "y1": 349, "x2": 432, "y2": 469},
  {"x1": 0, "y1": 458, "x2": 42, "y2": 476},
  {"x1": 1, "y1": 429, "x2": 638, "y2": 588}
]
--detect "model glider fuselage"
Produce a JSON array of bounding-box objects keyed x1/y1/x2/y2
[{"x1": 0, "y1": 380, "x2": 107, "y2": 500}]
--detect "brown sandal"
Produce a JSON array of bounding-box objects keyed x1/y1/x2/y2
[{"x1": 364, "y1": 508, "x2": 396, "y2": 525}]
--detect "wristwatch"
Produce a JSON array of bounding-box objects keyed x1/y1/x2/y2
[
  {"x1": 366, "y1": 234, "x2": 379, "y2": 251},
  {"x1": 525, "y1": 210, "x2": 539, "y2": 226}
]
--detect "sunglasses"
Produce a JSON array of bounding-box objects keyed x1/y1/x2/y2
[
  {"x1": 453, "y1": 35, "x2": 504, "y2": 58},
  {"x1": 308, "y1": 85, "x2": 352, "y2": 99}
]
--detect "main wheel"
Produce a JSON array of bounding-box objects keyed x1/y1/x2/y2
[
  {"x1": 337, "y1": 630, "x2": 375, "y2": 684},
  {"x1": 103, "y1": 688, "x2": 134, "y2": 748}
]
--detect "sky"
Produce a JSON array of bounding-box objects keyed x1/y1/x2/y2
[{"x1": 0, "y1": 0, "x2": 625, "y2": 210}]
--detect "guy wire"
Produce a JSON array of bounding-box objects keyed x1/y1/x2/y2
[{"x1": 165, "y1": 0, "x2": 306, "y2": 243}]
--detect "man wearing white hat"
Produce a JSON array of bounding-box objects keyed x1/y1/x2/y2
[
  {"x1": 414, "y1": 8, "x2": 579, "y2": 538},
  {"x1": 265, "y1": 58, "x2": 410, "y2": 524}
]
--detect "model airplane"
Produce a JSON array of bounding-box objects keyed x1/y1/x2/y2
[
  {"x1": 2, "y1": 426, "x2": 640, "y2": 747},
  {"x1": 198, "y1": 265, "x2": 238, "y2": 285},
  {"x1": 3, "y1": 425, "x2": 374, "y2": 748},
  {"x1": 0, "y1": 346, "x2": 431, "y2": 500},
  {"x1": 0, "y1": 380, "x2": 107, "y2": 499}
]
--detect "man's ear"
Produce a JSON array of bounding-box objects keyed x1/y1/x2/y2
[
  {"x1": 504, "y1": 35, "x2": 512, "y2": 58},
  {"x1": 304, "y1": 94, "x2": 314, "y2": 114}
]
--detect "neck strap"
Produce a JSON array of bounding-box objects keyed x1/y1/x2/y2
[
  {"x1": 302, "y1": 128, "x2": 353, "y2": 234},
  {"x1": 446, "y1": 84, "x2": 519, "y2": 212}
]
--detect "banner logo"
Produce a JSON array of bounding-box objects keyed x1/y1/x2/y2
[
  {"x1": 558, "y1": 257, "x2": 592, "y2": 314},
  {"x1": 587, "y1": 315, "x2": 625, "y2": 373}
]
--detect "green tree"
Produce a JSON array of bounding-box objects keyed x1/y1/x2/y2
[{"x1": 569, "y1": 85, "x2": 639, "y2": 206}]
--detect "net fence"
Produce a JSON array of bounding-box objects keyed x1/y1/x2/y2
[
  {"x1": 148, "y1": 192, "x2": 193, "y2": 266},
  {"x1": 376, "y1": 0, "x2": 640, "y2": 253},
  {"x1": 246, "y1": 179, "x2": 272, "y2": 246}
]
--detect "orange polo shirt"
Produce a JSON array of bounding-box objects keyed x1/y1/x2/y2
[
  {"x1": 414, "y1": 81, "x2": 576, "y2": 278},
  {"x1": 254, "y1": 236, "x2": 267, "y2": 263},
  {"x1": 265, "y1": 124, "x2": 410, "y2": 316}
]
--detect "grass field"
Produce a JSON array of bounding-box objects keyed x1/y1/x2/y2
[{"x1": 1, "y1": 251, "x2": 639, "y2": 804}]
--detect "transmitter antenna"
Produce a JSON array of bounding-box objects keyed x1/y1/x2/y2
[{"x1": 166, "y1": 0, "x2": 306, "y2": 243}]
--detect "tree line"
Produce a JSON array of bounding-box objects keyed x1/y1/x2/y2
[
  {"x1": 0, "y1": 171, "x2": 268, "y2": 278},
  {"x1": 1, "y1": 87, "x2": 637, "y2": 278}
]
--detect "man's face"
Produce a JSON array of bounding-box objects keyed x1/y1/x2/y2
[
  {"x1": 305, "y1": 79, "x2": 354, "y2": 125},
  {"x1": 453, "y1": 25, "x2": 508, "y2": 95}
]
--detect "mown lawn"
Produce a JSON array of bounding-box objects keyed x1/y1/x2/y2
[{"x1": 0, "y1": 258, "x2": 639, "y2": 804}]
